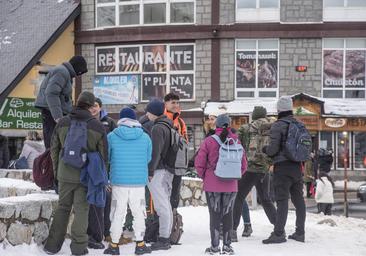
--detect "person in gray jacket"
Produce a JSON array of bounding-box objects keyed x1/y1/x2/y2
[
  {"x1": 262, "y1": 96, "x2": 306, "y2": 244},
  {"x1": 19, "y1": 131, "x2": 45, "y2": 169},
  {"x1": 146, "y1": 99, "x2": 174, "y2": 251},
  {"x1": 35, "y1": 56, "x2": 88, "y2": 148}
]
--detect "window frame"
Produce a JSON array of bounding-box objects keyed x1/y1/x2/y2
[
  {"x1": 352, "y1": 131, "x2": 366, "y2": 170},
  {"x1": 94, "y1": 43, "x2": 196, "y2": 103},
  {"x1": 235, "y1": 39, "x2": 279, "y2": 99},
  {"x1": 323, "y1": 0, "x2": 366, "y2": 22},
  {"x1": 236, "y1": 0, "x2": 280, "y2": 23},
  {"x1": 335, "y1": 131, "x2": 352, "y2": 170},
  {"x1": 322, "y1": 38, "x2": 366, "y2": 99},
  {"x1": 95, "y1": 0, "x2": 196, "y2": 29}
]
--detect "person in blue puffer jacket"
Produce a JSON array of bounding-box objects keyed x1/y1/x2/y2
[{"x1": 104, "y1": 107, "x2": 152, "y2": 256}]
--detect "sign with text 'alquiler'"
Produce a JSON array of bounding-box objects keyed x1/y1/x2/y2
[{"x1": 0, "y1": 97, "x2": 42, "y2": 130}]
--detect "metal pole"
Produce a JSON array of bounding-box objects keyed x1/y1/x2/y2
[{"x1": 344, "y1": 143, "x2": 349, "y2": 218}]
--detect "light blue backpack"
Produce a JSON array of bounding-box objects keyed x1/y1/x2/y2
[{"x1": 211, "y1": 134, "x2": 244, "y2": 180}]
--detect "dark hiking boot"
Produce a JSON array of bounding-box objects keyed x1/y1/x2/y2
[
  {"x1": 205, "y1": 246, "x2": 220, "y2": 255},
  {"x1": 151, "y1": 237, "x2": 171, "y2": 251},
  {"x1": 43, "y1": 247, "x2": 59, "y2": 255},
  {"x1": 242, "y1": 224, "x2": 253, "y2": 237},
  {"x1": 288, "y1": 232, "x2": 305, "y2": 242},
  {"x1": 262, "y1": 232, "x2": 287, "y2": 244},
  {"x1": 135, "y1": 241, "x2": 152, "y2": 255},
  {"x1": 72, "y1": 248, "x2": 89, "y2": 256},
  {"x1": 230, "y1": 230, "x2": 238, "y2": 242},
  {"x1": 88, "y1": 237, "x2": 105, "y2": 249},
  {"x1": 104, "y1": 243, "x2": 120, "y2": 255},
  {"x1": 221, "y1": 245, "x2": 235, "y2": 255}
]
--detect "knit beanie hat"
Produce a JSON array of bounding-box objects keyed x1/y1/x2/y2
[
  {"x1": 216, "y1": 114, "x2": 231, "y2": 128},
  {"x1": 277, "y1": 96, "x2": 293, "y2": 113},
  {"x1": 95, "y1": 98, "x2": 103, "y2": 108},
  {"x1": 119, "y1": 107, "x2": 136, "y2": 120},
  {"x1": 76, "y1": 91, "x2": 95, "y2": 109},
  {"x1": 146, "y1": 99, "x2": 165, "y2": 116},
  {"x1": 69, "y1": 55, "x2": 88, "y2": 76},
  {"x1": 252, "y1": 106, "x2": 267, "y2": 120}
]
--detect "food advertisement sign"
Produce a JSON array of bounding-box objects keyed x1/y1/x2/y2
[
  {"x1": 323, "y1": 50, "x2": 344, "y2": 88},
  {"x1": 258, "y1": 51, "x2": 278, "y2": 88},
  {"x1": 236, "y1": 51, "x2": 256, "y2": 88},
  {"x1": 345, "y1": 50, "x2": 365, "y2": 88}
]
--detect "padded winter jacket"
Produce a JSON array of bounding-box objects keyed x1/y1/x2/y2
[
  {"x1": 164, "y1": 109, "x2": 188, "y2": 142},
  {"x1": 99, "y1": 109, "x2": 117, "y2": 134},
  {"x1": 195, "y1": 128, "x2": 247, "y2": 192},
  {"x1": 35, "y1": 62, "x2": 76, "y2": 120},
  {"x1": 19, "y1": 140, "x2": 45, "y2": 169},
  {"x1": 108, "y1": 122, "x2": 152, "y2": 186},
  {"x1": 315, "y1": 178, "x2": 334, "y2": 204}
]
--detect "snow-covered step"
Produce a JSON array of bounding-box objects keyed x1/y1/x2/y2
[
  {"x1": 0, "y1": 192, "x2": 58, "y2": 245},
  {"x1": 0, "y1": 169, "x2": 33, "y2": 182},
  {"x1": 0, "y1": 178, "x2": 40, "y2": 198}
]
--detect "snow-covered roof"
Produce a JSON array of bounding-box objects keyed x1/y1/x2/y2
[{"x1": 204, "y1": 93, "x2": 366, "y2": 117}]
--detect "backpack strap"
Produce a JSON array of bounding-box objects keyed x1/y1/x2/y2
[{"x1": 211, "y1": 134, "x2": 223, "y2": 146}]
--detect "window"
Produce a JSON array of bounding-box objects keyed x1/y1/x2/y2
[
  {"x1": 324, "y1": 0, "x2": 366, "y2": 21},
  {"x1": 95, "y1": 0, "x2": 195, "y2": 28},
  {"x1": 94, "y1": 43, "x2": 195, "y2": 103},
  {"x1": 354, "y1": 132, "x2": 366, "y2": 169},
  {"x1": 336, "y1": 132, "x2": 351, "y2": 169},
  {"x1": 235, "y1": 39, "x2": 279, "y2": 98},
  {"x1": 236, "y1": 0, "x2": 279, "y2": 23},
  {"x1": 323, "y1": 39, "x2": 366, "y2": 99}
]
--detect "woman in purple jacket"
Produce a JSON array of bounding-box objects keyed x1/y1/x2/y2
[{"x1": 195, "y1": 114, "x2": 247, "y2": 255}]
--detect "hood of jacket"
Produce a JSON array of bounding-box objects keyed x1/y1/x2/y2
[
  {"x1": 99, "y1": 109, "x2": 108, "y2": 120},
  {"x1": 24, "y1": 140, "x2": 45, "y2": 153},
  {"x1": 62, "y1": 62, "x2": 76, "y2": 78},
  {"x1": 154, "y1": 115, "x2": 173, "y2": 127},
  {"x1": 69, "y1": 107, "x2": 94, "y2": 121},
  {"x1": 164, "y1": 109, "x2": 181, "y2": 121},
  {"x1": 113, "y1": 125, "x2": 144, "y2": 140},
  {"x1": 250, "y1": 117, "x2": 273, "y2": 134}
]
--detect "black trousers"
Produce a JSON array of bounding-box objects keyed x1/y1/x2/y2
[
  {"x1": 273, "y1": 170, "x2": 306, "y2": 236},
  {"x1": 41, "y1": 108, "x2": 57, "y2": 149},
  {"x1": 170, "y1": 175, "x2": 182, "y2": 209},
  {"x1": 206, "y1": 192, "x2": 237, "y2": 247},
  {"x1": 104, "y1": 191, "x2": 112, "y2": 237},
  {"x1": 305, "y1": 182, "x2": 312, "y2": 198},
  {"x1": 233, "y1": 172, "x2": 277, "y2": 231},
  {"x1": 87, "y1": 205, "x2": 105, "y2": 242},
  {"x1": 317, "y1": 203, "x2": 332, "y2": 215}
]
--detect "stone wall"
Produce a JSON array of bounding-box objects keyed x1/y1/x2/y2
[
  {"x1": 280, "y1": 0, "x2": 323, "y2": 23},
  {"x1": 220, "y1": 39, "x2": 235, "y2": 101},
  {"x1": 196, "y1": 0, "x2": 212, "y2": 25},
  {"x1": 80, "y1": 0, "x2": 94, "y2": 30},
  {"x1": 220, "y1": 0, "x2": 235, "y2": 24},
  {"x1": 279, "y1": 38, "x2": 322, "y2": 97},
  {"x1": 179, "y1": 177, "x2": 206, "y2": 206}
]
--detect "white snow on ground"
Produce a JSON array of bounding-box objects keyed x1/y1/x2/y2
[
  {"x1": 0, "y1": 192, "x2": 58, "y2": 204},
  {"x1": 0, "y1": 168, "x2": 33, "y2": 173},
  {"x1": 0, "y1": 178, "x2": 39, "y2": 191},
  {"x1": 335, "y1": 180, "x2": 365, "y2": 190},
  {"x1": 1, "y1": 206, "x2": 365, "y2": 256}
]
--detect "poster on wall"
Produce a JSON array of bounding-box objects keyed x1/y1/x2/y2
[
  {"x1": 142, "y1": 74, "x2": 167, "y2": 101},
  {"x1": 236, "y1": 51, "x2": 256, "y2": 88},
  {"x1": 143, "y1": 45, "x2": 167, "y2": 72},
  {"x1": 93, "y1": 75, "x2": 139, "y2": 104},
  {"x1": 323, "y1": 50, "x2": 343, "y2": 88},
  {"x1": 170, "y1": 74, "x2": 194, "y2": 99},
  {"x1": 96, "y1": 48, "x2": 116, "y2": 73},
  {"x1": 0, "y1": 98, "x2": 42, "y2": 130},
  {"x1": 258, "y1": 51, "x2": 278, "y2": 88},
  {"x1": 345, "y1": 50, "x2": 365, "y2": 88},
  {"x1": 170, "y1": 45, "x2": 194, "y2": 71},
  {"x1": 119, "y1": 47, "x2": 140, "y2": 72}
]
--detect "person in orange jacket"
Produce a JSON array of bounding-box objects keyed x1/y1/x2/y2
[{"x1": 163, "y1": 93, "x2": 188, "y2": 212}]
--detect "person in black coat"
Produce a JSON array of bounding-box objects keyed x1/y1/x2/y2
[
  {"x1": 0, "y1": 135, "x2": 10, "y2": 168},
  {"x1": 318, "y1": 148, "x2": 333, "y2": 174}
]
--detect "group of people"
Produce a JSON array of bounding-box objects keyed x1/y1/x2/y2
[{"x1": 0, "y1": 55, "x2": 334, "y2": 256}]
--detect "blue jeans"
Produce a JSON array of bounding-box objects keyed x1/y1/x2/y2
[{"x1": 241, "y1": 199, "x2": 251, "y2": 224}]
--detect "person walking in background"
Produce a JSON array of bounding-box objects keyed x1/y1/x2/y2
[
  {"x1": 315, "y1": 172, "x2": 334, "y2": 215},
  {"x1": 35, "y1": 55, "x2": 88, "y2": 148},
  {"x1": 0, "y1": 134, "x2": 10, "y2": 169},
  {"x1": 262, "y1": 96, "x2": 307, "y2": 244},
  {"x1": 104, "y1": 107, "x2": 152, "y2": 255},
  {"x1": 43, "y1": 91, "x2": 107, "y2": 256},
  {"x1": 318, "y1": 148, "x2": 333, "y2": 174},
  {"x1": 232, "y1": 106, "x2": 277, "y2": 241},
  {"x1": 19, "y1": 131, "x2": 45, "y2": 169},
  {"x1": 304, "y1": 152, "x2": 315, "y2": 198},
  {"x1": 195, "y1": 114, "x2": 247, "y2": 255}
]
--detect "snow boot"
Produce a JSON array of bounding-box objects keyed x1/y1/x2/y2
[
  {"x1": 104, "y1": 243, "x2": 120, "y2": 255},
  {"x1": 72, "y1": 248, "x2": 88, "y2": 256},
  {"x1": 288, "y1": 232, "x2": 305, "y2": 243},
  {"x1": 230, "y1": 230, "x2": 238, "y2": 242},
  {"x1": 262, "y1": 232, "x2": 287, "y2": 244},
  {"x1": 88, "y1": 237, "x2": 105, "y2": 249},
  {"x1": 151, "y1": 237, "x2": 171, "y2": 251},
  {"x1": 242, "y1": 224, "x2": 253, "y2": 237},
  {"x1": 205, "y1": 246, "x2": 221, "y2": 255},
  {"x1": 135, "y1": 241, "x2": 152, "y2": 255},
  {"x1": 221, "y1": 245, "x2": 235, "y2": 255}
]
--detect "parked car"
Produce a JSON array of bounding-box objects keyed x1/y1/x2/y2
[{"x1": 357, "y1": 183, "x2": 366, "y2": 202}]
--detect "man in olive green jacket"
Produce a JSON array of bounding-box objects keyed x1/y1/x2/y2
[{"x1": 44, "y1": 91, "x2": 108, "y2": 256}]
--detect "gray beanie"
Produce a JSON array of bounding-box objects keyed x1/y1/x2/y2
[
  {"x1": 216, "y1": 114, "x2": 231, "y2": 128},
  {"x1": 277, "y1": 96, "x2": 293, "y2": 113}
]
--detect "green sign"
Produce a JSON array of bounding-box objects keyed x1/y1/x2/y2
[{"x1": 0, "y1": 97, "x2": 42, "y2": 130}]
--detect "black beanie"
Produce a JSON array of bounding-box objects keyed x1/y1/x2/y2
[
  {"x1": 95, "y1": 98, "x2": 103, "y2": 108},
  {"x1": 69, "y1": 55, "x2": 88, "y2": 76},
  {"x1": 77, "y1": 91, "x2": 95, "y2": 109},
  {"x1": 252, "y1": 106, "x2": 267, "y2": 120}
]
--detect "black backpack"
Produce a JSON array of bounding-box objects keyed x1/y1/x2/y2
[{"x1": 62, "y1": 116, "x2": 94, "y2": 169}]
